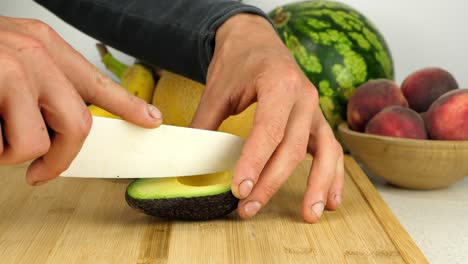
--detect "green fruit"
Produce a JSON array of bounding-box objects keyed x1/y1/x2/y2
[
  {"x1": 125, "y1": 171, "x2": 238, "y2": 220},
  {"x1": 269, "y1": 0, "x2": 394, "y2": 131}
]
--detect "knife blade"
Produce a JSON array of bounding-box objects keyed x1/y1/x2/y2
[{"x1": 59, "y1": 116, "x2": 244, "y2": 178}]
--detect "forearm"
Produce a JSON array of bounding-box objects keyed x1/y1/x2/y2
[{"x1": 33, "y1": 0, "x2": 272, "y2": 84}]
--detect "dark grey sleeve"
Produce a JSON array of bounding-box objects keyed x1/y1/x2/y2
[{"x1": 33, "y1": 0, "x2": 272, "y2": 84}]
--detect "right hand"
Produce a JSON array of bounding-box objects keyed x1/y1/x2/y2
[{"x1": 0, "y1": 16, "x2": 163, "y2": 186}]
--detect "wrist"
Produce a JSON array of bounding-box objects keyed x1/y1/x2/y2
[{"x1": 215, "y1": 13, "x2": 276, "y2": 44}]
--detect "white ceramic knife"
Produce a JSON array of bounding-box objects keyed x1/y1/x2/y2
[{"x1": 59, "y1": 116, "x2": 244, "y2": 178}]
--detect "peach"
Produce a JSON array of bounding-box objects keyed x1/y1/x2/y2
[
  {"x1": 365, "y1": 106, "x2": 428, "y2": 139},
  {"x1": 347, "y1": 79, "x2": 409, "y2": 132},
  {"x1": 426, "y1": 89, "x2": 468, "y2": 140},
  {"x1": 401, "y1": 67, "x2": 458, "y2": 112}
]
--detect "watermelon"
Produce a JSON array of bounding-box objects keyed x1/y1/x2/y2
[{"x1": 268, "y1": 0, "x2": 394, "y2": 131}]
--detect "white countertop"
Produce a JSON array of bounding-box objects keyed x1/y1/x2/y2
[
  {"x1": 369, "y1": 171, "x2": 468, "y2": 263},
  {"x1": 2, "y1": 1, "x2": 468, "y2": 263}
]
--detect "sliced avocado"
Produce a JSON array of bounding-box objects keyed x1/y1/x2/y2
[{"x1": 125, "y1": 171, "x2": 238, "y2": 220}]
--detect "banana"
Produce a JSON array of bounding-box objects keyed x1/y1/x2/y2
[
  {"x1": 87, "y1": 104, "x2": 120, "y2": 119},
  {"x1": 88, "y1": 43, "x2": 157, "y2": 119},
  {"x1": 97, "y1": 43, "x2": 155, "y2": 103},
  {"x1": 152, "y1": 70, "x2": 256, "y2": 138}
]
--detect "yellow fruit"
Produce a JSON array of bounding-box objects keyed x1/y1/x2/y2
[
  {"x1": 152, "y1": 71, "x2": 256, "y2": 138},
  {"x1": 89, "y1": 43, "x2": 156, "y2": 119},
  {"x1": 97, "y1": 43, "x2": 155, "y2": 104},
  {"x1": 88, "y1": 104, "x2": 120, "y2": 119},
  {"x1": 120, "y1": 64, "x2": 155, "y2": 103}
]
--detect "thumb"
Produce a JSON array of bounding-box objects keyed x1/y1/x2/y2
[{"x1": 190, "y1": 88, "x2": 230, "y2": 131}]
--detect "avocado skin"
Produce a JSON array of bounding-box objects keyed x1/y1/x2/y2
[{"x1": 125, "y1": 190, "x2": 239, "y2": 221}]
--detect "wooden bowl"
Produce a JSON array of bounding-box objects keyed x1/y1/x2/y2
[{"x1": 338, "y1": 122, "x2": 468, "y2": 189}]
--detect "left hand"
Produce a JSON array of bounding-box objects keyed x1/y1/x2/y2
[{"x1": 190, "y1": 14, "x2": 344, "y2": 223}]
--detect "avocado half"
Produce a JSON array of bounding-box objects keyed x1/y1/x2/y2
[{"x1": 125, "y1": 171, "x2": 239, "y2": 220}]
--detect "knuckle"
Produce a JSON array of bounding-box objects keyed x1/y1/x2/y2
[
  {"x1": 21, "y1": 35, "x2": 44, "y2": 51},
  {"x1": 50, "y1": 162, "x2": 70, "y2": 175},
  {"x1": 8, "y1": 35, "x2": 47, "y2": 58},
  {"x1": 334, "y1": 143, "x2": 344, "y2": 163},
  {"x1": 6, "y1": 152, "x2": 25, "y2": 165},
  {"x1": 261, "y1": 180, "x2": 282, "y2": 199},
  {"x1": 18, "y1": 131, "x2": 51, "y2": 160},
  {"x1": 317, "y1": 122, "x2": 334, "y2": 139},
  {"x1": 283, "y1": 66, "x2": 301, "y2": 84},
  {"x1": 3, "y1": 29, "x2": 47, "y2": 54},
  {"x1": 257, "y1": 66, "x2": 302, "y2": 97},
  {"x1": 306, "y1": 85, "x2": 319, "y2": 105},
  {"x1": 324, "y1": 134, "x2": 343, "y2": 155},
  {"x1": 281, "y1": 67, "x2": 302, "y2": 95},
  {"x1": 120, "y1": 92, "x2": 143, "y2": 119},
  {"x1": 69, "y1": 107, "x2": 93, "y2": 141},
  {"x1": 32, "y1": 139, "x2": 51, "y2": 157},
  {"x1": 334, "y1": 141, "x2": 344, "y2": 156},
  {"x1": 10, "y1": 142, "x2": 49, "y2": 164},
  {"x1": 289, "y1": 141, "x2": 308, "y2": 164},
  {"x1": 0, "y1": 54, "x2": 25, "y2": 77},
  {"x1": 25, "y1": 19, "x2": 47, "y2": 30},
  {"x1": 242, "y1": 153, "x2": 265, "y2": 174},
  {"x1": 75, "y1": 107, "x2": 93, "y2": 139},
  {"x1": 41, "y1": 154, "x2": 70, "y2": 176},
  {"x1": 25, "y1": 19, "x2": 55, "y2": 38},
  {"x1": 254, "y1": 71, "x2": 272, "y2": 91},
  {"x1": 85, "y1": 67, "x2": 105, "y2": 101},
  {"x1": 261, "y1": 118, "x2": 285, "y2": 145},
  {"x1": 322, "y1": 137, "x2": 337, "y2": 151}
]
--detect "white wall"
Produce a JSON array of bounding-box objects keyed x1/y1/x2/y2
[
  {"x1": 245, "y1": 0, "x2": 468, "y2": 87},
  {"x1": 1, "y1": 0, "x2": 468, "y2": 86},
  {"x1": 0, "y1": 0, "x2": 135, "y2": 80}
]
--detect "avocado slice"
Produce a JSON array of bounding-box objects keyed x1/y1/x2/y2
[{"x1": 125, "y1": 171, "x2": 239, "y2": 220}]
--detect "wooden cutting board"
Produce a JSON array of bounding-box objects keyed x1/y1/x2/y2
[{"x1": 0, "y1": 155, "x2": 427, "y2": 264}]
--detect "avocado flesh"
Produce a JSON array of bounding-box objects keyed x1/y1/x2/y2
[{"x1": 125, "y1": 171, "x2": 238, "y2": 220}]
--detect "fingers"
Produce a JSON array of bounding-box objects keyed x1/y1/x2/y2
[
  {"x1": 0, "y1": 18, "x2": 162, "y2": 128},
  {"x1": 0, "y1": 51, "x2": 50, "y2": 164},
  {"x1": 231, "y1": 75, "x2": 299, "y2": 199},
  {"x1": 19, "y1": 48, "x2": 92, "y2": 185},
  {"x1": 190, "y1": 84, "x2": 230, "y2": 131},
  {"x1": 326, "y1": 153, "x2": 345, "y2": 211},
  {"x1": 0, "y1": 120, "x2": 4, "y2": 154},
  {"x1": 26, "y1": 87, "x2": 90, "y2": 185},
  {"x1": 237, "y1": 93, "x2": 314, "y2": 219},
  {"x1": 302, "y1": 113, "x2": 344, "y2": 223},
  {"x1": 45, "y1": 31, "x2": 162, "y2": 128},
  {"x1": 0, "y1": 18, "x2": 162, "y2": 187},
  {"x1": 0, "y1": 27, "x2": 91, "y2": 184},
  {"x1": 67, "y1": 59, "x2": 162, "y2": 128}
]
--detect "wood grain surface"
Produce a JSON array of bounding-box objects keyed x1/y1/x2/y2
[{"x1": 0, "y1": 155, "x2": 427, "y2": 264}]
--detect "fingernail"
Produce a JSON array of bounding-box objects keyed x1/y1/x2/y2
[
  {"x1": 311, "y1": 201, "x2": 324, "y2": 219},
  {"x1": 244, "y1": 201, "x2": 262, "y2": 218},
  {"x1": 239, "y1": 180, "x2": 254, "y2": 199},
  {"x1": 334, "y1": 194, "x2": 342, "y2": 205},
  {"x1": 147, "y1": 104, "x2": 162, "y2": 120}
]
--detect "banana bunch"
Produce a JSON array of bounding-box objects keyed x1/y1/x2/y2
[
  {"x1": 91, "y1": 43, "x2": 256, "y2": 138},
  {"x1": 88, "y1": 43, "x2": 156, "y2": 119}
]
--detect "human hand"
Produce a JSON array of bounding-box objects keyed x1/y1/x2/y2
[
  {"x1": 0, "y1": 16, "x2": 162, "y2": 185},
  {"x1": 190, "y1": 14, "x2": 344, "y2": 223}
]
